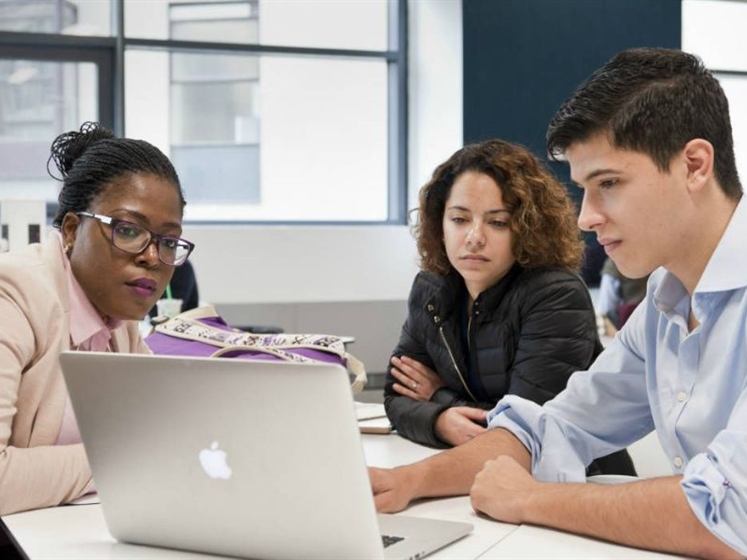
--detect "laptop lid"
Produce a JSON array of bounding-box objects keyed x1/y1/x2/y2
[{"x1": 59, "y1": 352, "x2": 471, "y2": 560}]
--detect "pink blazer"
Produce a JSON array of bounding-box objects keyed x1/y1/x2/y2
[{"x1": 0, "y1": 237, "x2": 149, "y2": 515}]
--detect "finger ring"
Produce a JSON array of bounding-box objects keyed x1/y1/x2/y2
[{"x1": 413, "y1": 381, "x2": 419, "y2": 389}]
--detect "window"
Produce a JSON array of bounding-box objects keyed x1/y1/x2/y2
[
  {"x1": 0, "y1": 0, "x2": 406, "y2": 224},
  {"x1": 169, "y1": 3, "x2": 261, "y2": 206},
  {"x1": 0, "y1": 0, "x2": 111, "y2": 35},
  {"x1": 124, "y1": 0, "x2": 403, "y2": 223},
  {"x1": 0, "y1": 59, "x2": 99, "y2": 200},
  {"x1": 0, "y1": 1, "x2": 105, "y2": 202},
  {"x1": 0, "y1": 0, "x2": 78, "y2": 34}
]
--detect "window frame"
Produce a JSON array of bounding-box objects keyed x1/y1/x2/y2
[{"x1": 0, "y1": 31, "x2": 116, "y2": 129}]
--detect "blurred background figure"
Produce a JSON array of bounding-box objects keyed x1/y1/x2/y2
[
  {"x1": 596, "y1": 257, "x2": 649, "y2": 336},
  {"x1": 148, "y1": 259, "x2": 200, "y2": 320}
]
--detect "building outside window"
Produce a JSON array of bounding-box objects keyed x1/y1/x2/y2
[
  {"x1": 168, "y1": 1, "x2": 261, "y2": 207},
  {"x1": 0, "y1": 0, "x2": 406, "y2": 224},
  {"x1": 0, "y1": 1, "x2": 99, "y2": 201}
]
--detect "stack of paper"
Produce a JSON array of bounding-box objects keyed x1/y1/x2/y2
[{"x1": 354, "y1": 402, "x2": 392, "y2": 434}]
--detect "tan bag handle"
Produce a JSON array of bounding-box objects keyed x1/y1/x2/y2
[{"x1": 154, "y1": 305, "x2": 367, "y2": 394}]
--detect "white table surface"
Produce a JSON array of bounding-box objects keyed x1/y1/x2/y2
[
  {"x1": 361, "y1": 434, "x2": 687, "y2": 560},
  {"x1": 5, "y1": 504, "x2": 219, "y2": 560},
  {"x1": 3, "y1": 432, "x2": 688, "y2": 559},
  {"x1": 360, "y1": 434, "x2": 519, "y2": 559},
  {"x1": 480, "y1": 524, "x2": 688, "y2": 559}
]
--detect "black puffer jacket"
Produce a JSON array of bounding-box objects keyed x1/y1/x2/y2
[
  {"x1": 385, "y1": 265, "x2": 636, "y2": 475},
  {"x1": 385, "y1": 264, "x2": 587, "y2": 433}
]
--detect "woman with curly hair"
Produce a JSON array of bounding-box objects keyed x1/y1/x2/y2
[{"x1": 384, "y1": 139, "x2": 634, "y2": 474}]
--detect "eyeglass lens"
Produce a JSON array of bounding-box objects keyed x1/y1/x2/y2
[{"x1": 112, "y1": 221, "x2": 189, "y2": 265}]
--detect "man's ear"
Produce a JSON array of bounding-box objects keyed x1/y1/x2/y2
[{"x1": 682, "y1": 138, "x2": 714, "y2": 194}]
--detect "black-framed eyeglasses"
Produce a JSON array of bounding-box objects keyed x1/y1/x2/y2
[{"x1": 76, "y1": 211, "x2": 195, "y2": 267}]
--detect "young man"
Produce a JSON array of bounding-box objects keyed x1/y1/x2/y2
[{"x1": 370, "y1": 48, "x2": 745, "y2": 559}]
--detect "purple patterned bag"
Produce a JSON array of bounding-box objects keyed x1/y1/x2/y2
[{"x1": 145, "y1": 305, "x2": 367, "y2": 393}]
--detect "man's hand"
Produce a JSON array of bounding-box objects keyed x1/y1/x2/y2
[
  {"x1": 369, "y1": 466, "x2": 417, "y2": 513},
  {"x1": 390, "y1": 356, "x2": 446, "y2": 401},
  {"x1": 368, "y1": 429, "x2": 531, "y2": 520},
  {"x1": 470, "y1": 455, "x2": 535, "y2": 524},
  {"x1": 435, "y1": 406, "x2": 488, "y2": 446}
]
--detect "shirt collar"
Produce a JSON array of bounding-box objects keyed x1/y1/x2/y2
[
  {"x1": 56, "y1": 232, "x2": 123, "y2": 350},
  {"x1": 652, "y1": 268, "x2": 689, "y2": 319},
  {"x1": 695, "y1": 194, "x2": 747, "y2": 293},
  {"x1": 653, "y1": 194, "x2": 746, "y2": 318}
]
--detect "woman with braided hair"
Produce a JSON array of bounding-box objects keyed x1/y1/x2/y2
[{"x1": 0, "y1": 122, "x2": 195, "y2": 515}]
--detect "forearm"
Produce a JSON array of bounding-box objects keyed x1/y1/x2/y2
[
  {"x1": 0, "y1": 444, "x2": 92, "y2": 515},
  {"x1": 524, "y1": 477, "x2": 737, "y2": 559},
  {"x1": 406, "y1": 428, "x2": 530, "y2": 500}
]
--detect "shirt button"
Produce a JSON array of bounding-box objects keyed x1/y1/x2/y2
[
  {"x1": 673, "y1": 456, "x2": 684, "y2": 468},
  {"x1": 677, "y1": 391, "x2": 688, "y2": 403}
]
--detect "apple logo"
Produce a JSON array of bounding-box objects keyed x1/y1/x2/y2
[{"x1": 198, "y1": 441, "x2": 233, "y2": 480}]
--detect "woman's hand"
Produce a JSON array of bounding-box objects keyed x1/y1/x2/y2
[
  {"x1": 390, "y1": 356, "x2": 446, "y2": 401},
  {"x1": 434, "y1": 406, "x2": 487, "y2": 446}
]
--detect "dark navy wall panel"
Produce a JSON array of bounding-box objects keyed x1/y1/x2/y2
[
  {"x1": 463, "y1": 0, "x2": 681, "y2": 154},
  {"x1": 462, "y1": 0, "x2": 680, "y2": 285}
]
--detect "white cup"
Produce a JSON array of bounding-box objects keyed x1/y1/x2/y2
[{"x1": 156, "y1": 298, "x2": 183, "y2": 319}]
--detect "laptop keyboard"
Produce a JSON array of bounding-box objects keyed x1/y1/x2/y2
[{"x1": 382, "y1": 534, "x2": 405, "y2": 548}]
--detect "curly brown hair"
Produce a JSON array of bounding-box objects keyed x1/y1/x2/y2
[{"x1": 414, "y1": 139, "x2": 583, "y2": 276}]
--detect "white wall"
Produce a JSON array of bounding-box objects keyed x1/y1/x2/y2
[
  {"x1": 682, "y1": 0, "x2": 747, "y2": 72},
  {"x1": 185, "y1": 224, "x2": 416, "y2": 304},
  {"x1": 682, "y1": 0, "x2": 747, "y2": 182},
  {"x1": 187, "y1": 0, "x2": 463, "y2": 305},
  {"x1": 254, "y1": 55, "x2": 389, "y2": 221}
]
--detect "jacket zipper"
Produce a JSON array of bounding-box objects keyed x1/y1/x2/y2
[{"x1": 438, "y1": 325, "x2": 478, "y2": 402}]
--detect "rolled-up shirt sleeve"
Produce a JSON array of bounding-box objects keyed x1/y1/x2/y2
[
  {"x1": 488, "y1": 397, "x2": 588, "y2": 482},
  {"x1": 488, "y1": 314, "x2": 655, "y2": 481},
  {"x1": 680, "y1": 404, "x2": 747, "y2": 554},
  {"x1": 487, "y1": 285, "x2": 747, "y2": 553}
]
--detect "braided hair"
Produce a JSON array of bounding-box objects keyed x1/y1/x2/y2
[{"x1": 49, "y1": 122, "x2": 185, "y2": 227}]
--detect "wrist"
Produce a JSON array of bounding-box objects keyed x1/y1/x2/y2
[
  {"x1": 521, "y1": 481, "x2": 559, "y2": 525},
  {"x1": 395, "y1": 463, "x2": 427, "y2": 501},
  {"x1": 519, "y1": 485, "x2": 537, "y2": 524}
]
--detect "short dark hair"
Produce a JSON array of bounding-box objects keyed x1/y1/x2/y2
[
  {"x1": 415, "y1": 139, "x2": 584, "y2": 275},
  {"x1": 49, "y1": 122, "x2": 186, "y2": 227},
  {"x1": 547, "y1": 48, "x2": 742, "y2": 199}
]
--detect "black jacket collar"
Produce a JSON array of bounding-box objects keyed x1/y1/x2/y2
[{"x1": 429, "y1": 263, "x2": 525, "y2": 320}]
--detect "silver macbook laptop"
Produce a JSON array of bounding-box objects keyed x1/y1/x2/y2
[{"x1": 59, "y1": 352, "x2": 472, "y2": 560}]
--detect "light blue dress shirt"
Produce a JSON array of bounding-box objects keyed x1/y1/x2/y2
[{"x1": 488, "y1": 196, "x2": 747, "y2": 554}]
